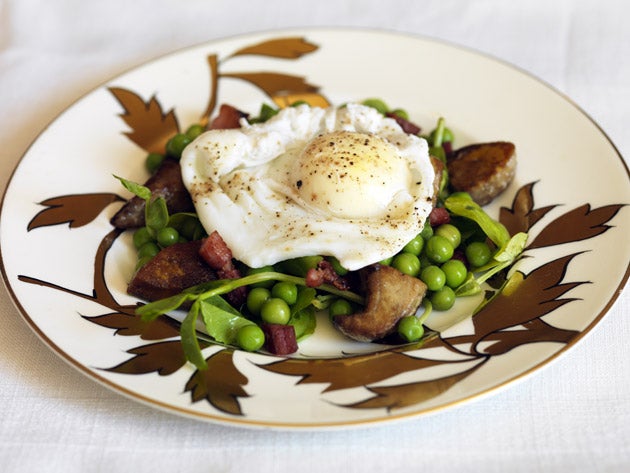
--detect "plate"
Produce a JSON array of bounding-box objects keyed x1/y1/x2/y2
[{"x1": 1, "y1": 28, "x2": 629, "y2": 429}]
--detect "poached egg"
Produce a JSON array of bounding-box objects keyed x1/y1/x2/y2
[{"x1": 180, "y1": 103, "x2": 435, "y2": 271}]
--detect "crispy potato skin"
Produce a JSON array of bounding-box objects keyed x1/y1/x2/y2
[
  {"x1": 127, "y1": 240, "x2": 216, "y2": 302},
  {"x1": 447, "y1": 141, "x2": 516, "y2": 205},
  {"x1": 333, "y1": 264, "x2": 427, "y2": 342}
]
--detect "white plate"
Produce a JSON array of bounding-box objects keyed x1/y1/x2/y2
[{"x1": 1, "y1": 29, "x2": 629, "y2": 429}]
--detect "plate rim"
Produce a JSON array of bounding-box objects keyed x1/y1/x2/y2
[{"x1": 1, "y1": 26, "x2": 629, "y2": 430}]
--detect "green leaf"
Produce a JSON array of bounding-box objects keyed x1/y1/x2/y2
[
  {"x1": 114, "y1": 175, "x2": 152, "y2": 201},
  {"x1": 146, "y1": 196, "x2": 169, "y2": 234},
  {"x1": 289, "y1": 287, "x2": 317, "y2": 340},
  {"x1": 493, "y1": 232, "x2": 528, "y2": 262},
  {"x1": 432, "y1": 117, "x2": 446, "y2": 147},
  {"x1": 445, "y1": 195, "x2": 511, "y2": 248},
  {"x1": 136, "y1": 292, "x2": 192, "y2": 321},
  {"x1": 455, "y1": 272, "x2": 482, "y2": 297},
  {"x1": 181, "y1": 303, "x2": 207, "y2": 370},
  {"x1": 291, "y1": 286, "x2": 317, "y2": 315},
  {"x1": 204, "y1": 294, "x2": 241, "y2": 316},
  {"x1": 290, "y1": 306, "x2": 317, "y2": 341},
  {"x1": 199, "y1": 297, "x2": 256, "y2": 345},
  {"x1": 182, "y1": 279, "x2": 228, "y2": 295}
]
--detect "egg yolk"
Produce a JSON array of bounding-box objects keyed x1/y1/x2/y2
[{"x1": 291, "y1": 130, "x2": 412, "y2": 219}]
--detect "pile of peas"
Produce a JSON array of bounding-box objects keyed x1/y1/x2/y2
[
  {"x1": 132, "y1": 123, "x2": 208, "y2": 269},
  {"x1": 243, "y1": 258, "x2": 355, "y2": 329},
  {"x1": 386, "y1": 215, "x2": 494, "y2": 342},
  {"x1": 360, "y1": 98, "x2": 496, "y2": 343},
  {"x1": 132, "y1": 214, "x2": 206, "y2": 269},
  {"x1": 246, "y1": 280, "x2": 299, "y2": 325}
]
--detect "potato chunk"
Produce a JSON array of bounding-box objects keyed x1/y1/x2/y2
[
  {"x1": 333, "y1": 264, "x2": 427, "y2": 342},
  {"x1": 128, "y1": 240, "x2": 216, "y2": 302},
  {"x1": 447, "y1": 141, "x2": 516, "y2": 205}
]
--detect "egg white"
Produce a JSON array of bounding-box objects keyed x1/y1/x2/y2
[{"x1": 180, "y1": 103, "x2": 435, "y2": 271}]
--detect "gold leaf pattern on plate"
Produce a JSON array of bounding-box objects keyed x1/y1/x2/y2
[
  {"x1": 527, "y1": 203, "x2": 626, "y2": 249},
  {"x1": 261, "y1": 348, "x2": 455, "y2": 393},
  {"x1": 109, "y1": 87, "x2": 180, "y2": 154},
  {"x1": 220, "y1": 72, "x2": 319, "y2": 99},
  {"x1": 500, "y1": 182, "x2": 557, "y2": 235},
  {"x1": 230, "y1": 37, "x2": 318, "y2": 59},
  {"x1": 185, "y1": 349, "x2": 249, "y2": 415},
  {"x1": 469, "y1": 254, "x2": 587, "y2": 354},
  {"x1": 345, "y1": 359, "x2": 486, "y2": 411},
  {"x1": 27, "y1": 193, "x2": 122, "y2": 231},
  {"x1": 82, "y1": 310, "x2": 181, "y2": 341},
  {"x1": 105, "y1": 340, "x2": 192, "y2": 376}
]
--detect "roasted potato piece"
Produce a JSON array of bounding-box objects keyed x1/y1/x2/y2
[
  {"x1": 447, "y1": 141, "x2": 516, "y2": 205},
  {"x1": 128, "y1": 240, "x2": 216, "y2": 302},
  {"x1": 333, "y1": 264, "x2": 427, "y2": 342},
  {"x1": 111, "y1": 158, "x2": 194, "y2": 229}
]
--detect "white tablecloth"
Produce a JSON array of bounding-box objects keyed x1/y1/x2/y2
[{"x1": 1, "y1": 1, "x2": 628, "y2": 471}]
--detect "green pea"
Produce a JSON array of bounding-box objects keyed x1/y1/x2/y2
[
  {"x1": 425, "y1": 235, "x2": 454, "y2": 264},
  {"x1": 271, "y1": 281, "x2": 298, "y2": 305},
  {"x1": 435, "y1": 223, "x2": 461, "y2": 249},
  {"x1": 246, "y1": 265, "x2": 276, "y2": 288},
  {"x1": 133, "y1": 226, "x2": 153, "y2": 249},
  {"x1": 391, "y1": 108, "x2": 409, "y2": 120},
  {"x1": 361, "y1": 98, "x2": 389, "y2": 115},
  {"x1": 466, "y1": 241, "x2": 492, "y2": 268},
  {"x1": 145, "y1": 152, "x2": 165, "y2": 174},
  {"x1": 402, "y1": 233, "x2": 424, "y2": 256},
  {"x1": 327, "y1": 256, "x2": 348, "y2": 276},
  {"x1": 397, "y1": 316, "x2": 425, "y2": 342},
  {"x1": 391, "y1": 252, "x2": 421, "y2": 277},
  {"x1": 443, "y1": 127, "x2": 454, "y2": 144},
  {"x1": 429, "y1": 125, "x2": 454, "y2": 146},
  {"x1": 236, "y1": 324, "x2": 265, "y2": 352},
  {"x1": 379, "y1": 256, "x2": 393, "y2": 266},
  {"x1": 441, "y1": 259, "x2": 468, "y2": 288},
  {"x1": 420, "y1": 265, "x2": 446, "y2": 291},
  {"x1": 179, "y1": 217, "x2": 200, "y2": 240},
  {"x1": 431, "y1": 286, "x2": 456, "y2": 311},
  {"x1": 275, "y1": 255, "x2": 322, "y2": 277},
  {"x1": 156, "y1": 227, "x2": 179, "y2": 248},
  {"x1": 185, "y1": 124, "x2": 205, "y2": 140},
  {"x1": 329, "y1": 299, "x2": 353, "y2": 318},
  {"x1": 246, "y1": 287, "x2": 271, "y2": 315},
  {"x1": 165, "y1": 133, "x2": 192, "y2": 159},
  {"x1": 420, "y1": 222, "x2": 434, "y2": 240},
  {"x1": 260, "y1": 298, "x2": 291, "y2": 325},
  {"x1": 137, "y1": 241, "x2": 160, "y2": 259}
]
